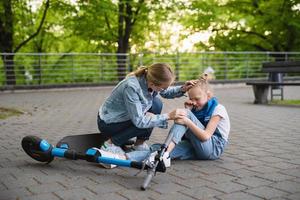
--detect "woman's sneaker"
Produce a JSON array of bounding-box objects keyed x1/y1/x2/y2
[
  {"x1": 92, "y1": 148, "x2": 121, "y2": 169},
  {"x1": 133, "y1": 142, "x2": 150, "y2": 151},
  {"x1": 101, "y1": 141, "x2": 125, "y2": 154}
]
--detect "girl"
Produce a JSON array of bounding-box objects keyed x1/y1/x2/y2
[
  {"x1": 97, "y1": 63, "x2": 196, "y2": 155},
  {"x1": 98, "y1": 74, "x2": 230, "y2": 168},
  {"x1": 164, "y1": 73, "x2": 230, "y2": 161}
]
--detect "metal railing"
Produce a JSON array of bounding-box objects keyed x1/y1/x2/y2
[{"x1": 1, "y1": 52, "x2": 300, "y2": 88}]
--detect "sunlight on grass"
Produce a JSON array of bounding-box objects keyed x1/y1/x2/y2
[
  {"x1": 0, "y1": 107, "x2": 23, "y2": 119},
  {"x1": 270, "y1": 99, "x2": 300, "y2": 106}
]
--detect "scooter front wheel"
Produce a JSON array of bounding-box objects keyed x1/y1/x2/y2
[{"x1": 21, "y1": 135, "x2": 54, "y2": 163}]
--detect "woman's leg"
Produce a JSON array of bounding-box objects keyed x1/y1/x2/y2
[
  {"x1": 98, "y1": 115, "x2": 150, "y2": 146},
  {"x1": 136, "y1": 96, "x2": 163, "y2": 143}
]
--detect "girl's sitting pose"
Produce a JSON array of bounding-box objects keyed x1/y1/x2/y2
[{"x1": 97, "y1": 74, "x2": 230, "y2": 168}]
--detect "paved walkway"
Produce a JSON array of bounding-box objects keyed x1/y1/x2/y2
[{"x1": 0, "y1": 85, "x2": 299, "y2": 200}]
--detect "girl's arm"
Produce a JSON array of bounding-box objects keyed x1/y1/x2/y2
[{"x1": 177, "y1": 115, "x2": 221, "y2": 142}]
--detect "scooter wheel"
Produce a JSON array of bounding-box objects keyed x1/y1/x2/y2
[{"x1": 21, "y1": 135, "x2": 54, "y2": 163}]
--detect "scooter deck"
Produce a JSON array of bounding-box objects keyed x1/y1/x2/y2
[{"x1": 56, "y1": 133, "x2": 106, "y2": 153}]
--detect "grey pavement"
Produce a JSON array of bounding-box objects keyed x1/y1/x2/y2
[{"x1": 0, "y1": 84, "x2": 300, "y2": 200}]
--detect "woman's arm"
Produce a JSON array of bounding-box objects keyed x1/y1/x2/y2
[{"x1": 160, "y1": 80, "x2": 197, "y2": 99}]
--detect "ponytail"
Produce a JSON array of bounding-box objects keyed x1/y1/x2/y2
[
  {"x1": 127, "y1": 66, "x2": 148, "y2": 77},
  {"x1": 127, "y1": 63, "x2": 175, "y2": 86}
]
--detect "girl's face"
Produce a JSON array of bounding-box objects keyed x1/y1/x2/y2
[{"x1": 188, "y1": 86, "x2": 210, "y2": 109}]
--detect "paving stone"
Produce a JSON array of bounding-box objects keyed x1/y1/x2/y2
[
  {"x1": 150, "y1": 191, "x2": 205, "y2": 200},
  {"x1": 0, "y1": 187, "x2": 32, "y2": 200},
  {"x1": 1, "y1": 86, "x2": 300, "y2": 199},
  {"x1": 270, "y1": 180, "x2": 300, "y2": 193},
  {"x1": 200, "y1": 173, "x2": 237, "y2": 183},
  {"x1": 54, "y1": 187, "x2": 98, "y2": 200},
  {"x1": 181, "y1": 186, "x2": 224, "y2": 199},
  {"x1": 216, "y1": 191, "x2": 263, "y2": 200},
  {"x1": 245, "y1": 186, "x2": 289, "y2": 199},
  {"x1": 17, "y1": 192, "x2": 61, "y2": 200},
  {"x1": 255, "y1": 172, "x2": 295, "y2": 182},
  {"x1": 233, "y1": 176, "x2": 274, "y2": 187},
  {"x1": 208, "y1": 181, "x2": 248, "y2": 193},
  {"x1": 27, "y1": 182, "x2": 67, "y2": 195},
  {"x1": 286, "y1": 192, "x2": 300, "y2": 200},
  {"x1": 85, "y1": 182, "x2": 124, "y2": 194}
]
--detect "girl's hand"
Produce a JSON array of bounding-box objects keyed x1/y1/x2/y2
[
  {"x1": 168, "y1": 109, "x2": 187, "y2": 120},
  {"x1": 175, "y1": 116, "x2": 189, "y2": 125},
  {"x1": 181, "y1": 80, "x2": 198, "y2": 92},
  {"x1": 184, "y1": 100, "x2": 195, "y2": 110}
]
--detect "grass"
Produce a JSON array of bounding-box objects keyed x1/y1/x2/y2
[
  {"x1": 270, "y1": 99, "x2": 300, "y2": 106},
  {"x1": 0, "y1": 107, "x2": 23, "y2": 119}
]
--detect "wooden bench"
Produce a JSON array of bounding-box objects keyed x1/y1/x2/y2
[{"x1": 246, "y1": 61, "x2": 300, "y2": 104}]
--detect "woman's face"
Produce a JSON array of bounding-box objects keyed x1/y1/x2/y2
[
  {"x1": 188, "y1": 87, "x2": 209, "y2": 109},
  {"x1": 148, "y1": 81, "x2": 172, "y2": 92}
]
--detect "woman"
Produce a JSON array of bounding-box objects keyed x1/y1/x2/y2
[{"x1": 97, "y1": 63, "x2": 195, "y2": 154}]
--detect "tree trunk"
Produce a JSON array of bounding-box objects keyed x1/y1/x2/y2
[
  {"x1": 0, "y1": 0, "x2": 16, "y2": 85},
  {"x1": 2, "y1": 54, "x2": 16, "y2": 85},
  {"x1": 116, "y1": 0, "x2": 137, "y2": 81},
  {"x1": 0, "y1": 0, "x2": 49, "y2": 86}
]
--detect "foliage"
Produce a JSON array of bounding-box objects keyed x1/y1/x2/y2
[
  {"x1": 180, "y1": 0, "x2": 300, "y2": 52},
  {"x1": 1, "y1": 0, "x2": 300, "y2": 86}
]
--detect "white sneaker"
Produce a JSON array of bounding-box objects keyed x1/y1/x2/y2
[
  {"x1": 144, "y1": 151, "x2": 157, "y2": 168},
  {"x1": 101, "y1": 141, "x2": 125, "y2": 154},
  {"x1": 162, "y1": 152, "x2": 171, "y2": 168},
  {"x1": 92, "y1": 148, "x2": 121, "y2": 169},
  {"x1": 144, "y1": 151, "x2": 171, "y2": 168},
  {"x1": 133, "y1": 142, "x2": 150, "y2": 151}
]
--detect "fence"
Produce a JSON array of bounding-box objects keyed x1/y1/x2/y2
[{"x1": 1, "y1": 52, "x2": 300, "y2": 88}]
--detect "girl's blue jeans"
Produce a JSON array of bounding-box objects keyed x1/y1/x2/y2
[
  {"x1": 126, "y1": 109, "x2": 227, "y2": 161},
  {"x1": 97, "y1": 97, "x2": 163, "y2": 146}
]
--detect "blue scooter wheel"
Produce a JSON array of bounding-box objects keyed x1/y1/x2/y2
[{"x1": 21, "y1": 135, "x2": 54, "y2": 163}]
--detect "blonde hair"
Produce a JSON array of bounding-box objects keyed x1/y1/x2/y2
[
  {"x1": 193, "y1": 73, "x2": 213, "y2": 94},
  {"x1": 127, "y1": 63, "x2": 175, "y2": 85}
]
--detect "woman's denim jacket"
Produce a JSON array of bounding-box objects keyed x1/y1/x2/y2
[{"x1": 99, "y1": 75, "x2": 185, "y2": 129}]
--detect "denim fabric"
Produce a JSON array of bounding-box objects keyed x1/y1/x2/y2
[
  {"x1": 99, "y1": 75, "x2": 184, "y2": 129},
  {"x1": 97, "y1": 97, "x2": 163, "y2": 146},
  {"x1": 170, "y1": 109, "x2": 227, "y2": 160},
  {"x1": 126, "y1": 109, "x2": 228, "y2": 161}
]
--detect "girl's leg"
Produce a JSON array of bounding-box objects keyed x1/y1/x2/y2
[
  {"x1": 184, "y1": 110, "x2": 226, "y2": 160},
  {"x1": 125, "y1": 150, "x2": 150, "y2": 162},
  {"x1": 169, "y1": 140, "x2": 197, "y2": 160},
  {"x1": 165, "y1": 115, "x2": 195, "y2": 160}
]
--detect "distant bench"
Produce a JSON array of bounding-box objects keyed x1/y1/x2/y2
[{"x1": 246, "y1": 61, "x2": 300, "y2": 104}]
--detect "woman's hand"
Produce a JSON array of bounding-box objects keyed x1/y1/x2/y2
[
  {"x1": 168, "y1": 108, "x2": 187, "y2": 120},
  {"x1": 184, "y1": 100, "x2": 195, "y2": 110},
  {"x1": 175, "y1": 116, "x2": 189, "y2": 125},
  {"x1": 145, "y1": 112, "x2": 155, "y2": 118},
  {"x1": 181, "y1": 80, "x2": 198, "y2": 92}
]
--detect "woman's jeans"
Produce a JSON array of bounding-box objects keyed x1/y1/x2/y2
[
  {"x1": 126, "y1": 109, "x2": 227, "y2": 161},
  {"x1": 97, "y1": 97, "x2": 163, "y2": 146}
]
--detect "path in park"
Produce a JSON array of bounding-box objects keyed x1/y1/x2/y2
[{"x1": 0, "y1": 85, "x2": 299, "y2": 200}]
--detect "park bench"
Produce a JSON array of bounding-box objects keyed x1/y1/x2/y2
[{"x1": 246, "y1": 61, "x2": 300, "y2": 104}]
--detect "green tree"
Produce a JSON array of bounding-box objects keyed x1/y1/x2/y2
[
  {"x1": 0, "y1": 0, "x2": 49, "y2": 85},
  {"x1": 180, "y1": 0, "x2": 300, "y2": 57},
  {"x1": 70, "y1": 0, "x2": 171, "y2": 80}
]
